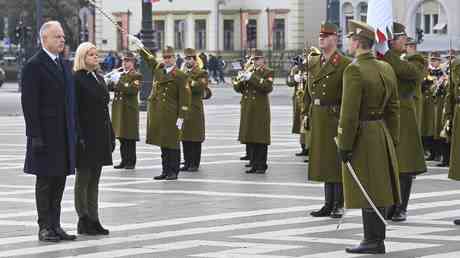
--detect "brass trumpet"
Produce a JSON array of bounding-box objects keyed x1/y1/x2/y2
[{"x1": 232, "y1": 56, "x2": 255, "y2": 85}]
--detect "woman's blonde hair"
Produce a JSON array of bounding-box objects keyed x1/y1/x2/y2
[{"x1": 73, "y1": 42, "x2": 99, "y2": 72}]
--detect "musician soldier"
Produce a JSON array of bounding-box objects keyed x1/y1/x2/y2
[
  {"x1": 180, "y1": 48, "x2": 209, "y2": 172},
  {"x1": 304, "y1": 22, "x2": 351, "y2": 219},
  {"x1": 286, "y1": 57, "x2": 308, "y2": 157},
  {"x1": 139, "y1": 46, "x2": 191, "y2": 180},
  {"x1": 338, "y1": 20, "x2": 400, "y2": 254},
  {"x1": 111, "y1": 52, "x2": 142, "y2": 170},
  {"x1": 232, "y1": 49, "x2": 273, "y2": 174},
  {"x1": 383, "y1": 22, "x2": 426, "y2": 222}
]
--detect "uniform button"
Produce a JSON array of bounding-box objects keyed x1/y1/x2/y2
[
  {"x1": 326, "y1": 76, "x2": 329, "y2": 79},
  {"x1": 323, "y1": 84, "x2": 326, "y2": 87},
  {"x1": 322, "y1": 92, "x2": 326, "y2": 96},
  {"x1": 162, "y1": 99, "x2": 166, "y2": 102},
  {"x1": 163, "y1": 93, "x2": 166, "y2": 96}
]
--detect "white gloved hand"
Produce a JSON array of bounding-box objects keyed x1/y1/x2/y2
[
  {"x1": 243, "y1": 71, "x2": 253, "y2": 81},
  {"x1": 294, "y1": 74, "x2": 302, "y2": 83},
  {"x1": 110, "y1": 71, "x2": 121, "y2": 85},
  {"x1": 176, "y1": 118, "x2": 184, "y2": 129},
  {"x1": 128, "y1": 34, "x2": 144, "y2": 50}
]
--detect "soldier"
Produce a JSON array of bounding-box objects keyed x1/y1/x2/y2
[
  {"x1": 111, "y1": 52, "x2": 142, "y2": 170},
  {"x1": 232, "y1": 49, "x2": 273, "y2": 174},
  {"x1": 383, "y1": 22, "x2": 426, "y2": 222},
  {"x1": 180, "y1": 48, "x2": 209, "y2": 172},
  {"x1": 431, "y1": 53, "x2": 450, "y2": 167},
  {"x1": 445, "y1": 57, "x2": 460, "y2": 225},
  {"x1": 286, "y1": 56, "x2": 308, "y2": 157},
  {"x1": 405, "y1": 37, "x2": 427, "y2": 131},
  {"x1": 338, "y1": 20, "x2": 400, "y2": 254},
  {"x1": 139, "y1": 46, "x2": 191, "y2": 180},
  {"x1": 304, "y1": 22, "x2": 351, "y2": 218}
]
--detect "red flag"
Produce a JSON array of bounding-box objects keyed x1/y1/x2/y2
[{"x1": 367, "y1": 0, "x2": 393, "y2": 56}]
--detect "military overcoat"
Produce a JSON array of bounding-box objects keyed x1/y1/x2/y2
[
  {"x1": 182, "y1": 67, "x2": 208, "y2": 142},
  {"x1": 338, "y1": 52, "x2": 401, "y2": 208}
]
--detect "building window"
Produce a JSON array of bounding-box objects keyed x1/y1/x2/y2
[
  {"x1": 194, "y1": 19, "x2": 206, "y2": 50},
  {"x1": 247, "y1": 19, "x2": 257, "y2": 49},
  {"x1": 273, "y1": 18, "x2": 285, "y2": 50},
  {"x1": 417, "y1": 0, "x2": 447, "y2": 35},
  {"x1": 223, "y1": 19, "x2": 234, "y2": 51},
  {"x1": 153, "y1": 20, "x2": 165, "y2": 50},
  {"x1": 358, "y1": 2, "x2": 368, "y2": 22},
  {"x1": 342, "y1": 3, "x2": 354, "y2": 33},
  {"x1": 116, "y1": 21, "x2": 123, "y2": 51},
  {"x1": 174, "y1": 20, "x2": 186, "y2": 50}
]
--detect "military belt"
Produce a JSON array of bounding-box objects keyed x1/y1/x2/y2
[{"x1": 312, "y1": 98, "x2": 340, "y2": 107}]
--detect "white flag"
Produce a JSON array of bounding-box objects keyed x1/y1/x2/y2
[{"x1": 367, "y1": 0, "x2": 393, "y2": 56}]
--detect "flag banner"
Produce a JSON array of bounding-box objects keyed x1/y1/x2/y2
[{"x1": 367, "y1": 0, "x2": 393, "y2": 56}]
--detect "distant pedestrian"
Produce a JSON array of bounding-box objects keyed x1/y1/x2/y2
[
  {"x1": 176, "y1": 54, "x2": 184, "y2": 69},
  {"x1": 103, "y1": 51, "x2": 116, "y2": 72},
  {"x1": 217, "y1": 56, "x2": 226, "y2": 84}
]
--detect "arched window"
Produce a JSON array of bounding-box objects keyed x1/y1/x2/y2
[
  {"x1": 415, "y1": 0, "x2": 447, "y2": 35},
  {"x1": 342, "y1": 2, "x2": 353, "y2": 33},
  {"x1": 357, "y1": 2, "x2": 368, "y2": 22}
]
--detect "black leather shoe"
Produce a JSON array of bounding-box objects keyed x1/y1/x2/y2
[
  {"x1": 310, "y1": 206, "x2": 332, "y2": 217},
  {"x1": 345, "y1": 240, "x2": 385, "y2": 254},
  {"x1": 240, "y1": 156, "x2": 249, "y2": 160},
  {"x1": 154, "y1": 174, "x2": 167, "y2": 180},
  {"x1": 454, "y1": 219, "x2": 460, "y2": 225},
  {"x1": 245, "y1": 163, "x2": 252, "y2": 168},
  {"x1": 437, "y1": 162, "x2": 449, "y2": 167},
  {"x1": 179, "y1": 166, "x2": 189, "y2": 171},
  {"x1": 304, "y1": 159, "x2": 309, "y2": 163},
  {"x1": 124, "y1": 164, "x2": 135, "y2": 169},
  {"x1": 38, "y1": 228, "x2": 60, "y2": 242},
  {"x1": 54, "y1": 227, "x2": 76, "y2": 241},
  {"x1": 330, "y1": 207, "x2": 344, "y2": 218},
  {"x1": 254, "y1": 169, "x2": 266, "y2": 174},
  {"x1": 94, "y1": 220, "x2": 109, "y2": 235},
  {"x1": 114, "y1": 163, "x2": 125, "y2": 169},
  {"x1": 166, "y1": 174, "x2": 178, "y2": 180},
  {"x1": 391, "y1": 209, "x2": 407, "y2": 222},
  {"x1": 295, "y1": 150, "x2": 308, "y2": 156},
  {"x1": 245, "y1": 169, "x2": 256, "y2": 174},
  {"x1": 188, "y1": 167, "x2": 198, "y2": 172}
]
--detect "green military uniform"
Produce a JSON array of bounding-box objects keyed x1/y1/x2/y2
[
  {"x1": 383, "y1": 22, "x2": 426, "y2": 222},
  {"x1": 406, "y1": 52, "x2": 427, "y2": 131},
  {"x1": 111, "y1": 64, "x2": 142, "y2": 169},
  {"x1": 338, "y1": 20, "x2": 400, "y2": 255},
  {"x1": 445, "y1": 58, "x2": 460, "y2": 180},
  {"x1": 139, "y1": 46, "x2": 191, "y2": 180},
  {"x1": 303, "y1": 23, "x2": 351, "y2": 219},
  {"x1": 233, "y1": 50, "x2": 273, "y2": 173},
  {"x1": 422, "y1": 74, "x2": 437, "y2": 138},
  {"x1": 180, "y1": 48, "x2": 209, "y2": 171},
  {"x1": 286, "y1": 65, "x2": 307, "y2": 155}
]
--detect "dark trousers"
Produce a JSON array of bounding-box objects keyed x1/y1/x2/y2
[
  {"x1": 362, "y1": 208, "x2": 386, "y2": 241},
  {"x1": 74, "y1": 166, "x2": 102, "y2": 221},
  {"x1": 36, "y1": 175, "x2": 66, "y2": 230},
  {"x1": 161, "y1": 147, "x2": 180, "y2": 176},
  {"x1": 248, "y1": 143, "x2": 268, "y2": 171},
  {"x1": 182, "y1": 141, "x2": 202, "y2": 168},
  {"x1": 119, "y1": 139, "x2": 136, "y2": 166}
]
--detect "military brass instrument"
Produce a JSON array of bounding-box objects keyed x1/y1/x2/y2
[{"x1": 232, "y1": 56, "x2": 255, "y2": 85}]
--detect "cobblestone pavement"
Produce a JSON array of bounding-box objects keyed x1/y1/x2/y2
[{"x1": 0, "y1": 86, "x2": 459, "y2": 257}]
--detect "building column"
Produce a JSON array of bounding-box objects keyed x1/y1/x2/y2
[
  {"x1": 186, "y1": 13, "x2": 194, "y2": 49},
  {"x1": 166, "y1": 13, "x2": 174, "y2": 48}
]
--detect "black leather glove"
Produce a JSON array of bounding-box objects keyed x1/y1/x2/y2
[
  {"x1": 338, "y1": 149, "x2": 353, "y2": 163},
  {"x1": 31, "y1": 137, "x2": 47, "y2": 154}
]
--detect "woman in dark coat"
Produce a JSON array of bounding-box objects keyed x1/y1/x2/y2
[{"x1": 73, "y1": 42, "x2": 115, "y2": 235}]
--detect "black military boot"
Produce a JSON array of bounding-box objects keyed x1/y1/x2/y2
[
  {"x1": 114, "y1": 162, "x2": 125, "y2": 169},
  {"x1": 346, "y1": 208, "x2": 386, "y2": 254},
  {"x1": 392, "y1": 175, "x2": 413, "y2": 222},
  {"x1": 454, "y1": 219, "x2": 460, "y2": 225},
  {"x1": 310, "y1": 183, "x2": 334, "y2": 217},
  {"x1": 296, "y1": 144, "x2": 308, "y2": 156},
  {"x1": 330, "y1": 183, "x2": 344, "y2": 218}
]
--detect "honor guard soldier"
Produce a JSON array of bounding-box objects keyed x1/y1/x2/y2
[
  {"x1": 444, "y1": 56, "x2": 460, "y2": 225},
  {"x1": 405, "y1": 37, "x2": 427, "y2": 130},
  {"x1": 111, "y1": 52, "x2": 142, "y2": 170},
  {"x1": 180, "y1": 48, "x2": 209, "y2": 172},
  {"x1": 232, "y1": 49, "x2": 273, "y2": 174},
  {"x1": 287, "y1": 57, "x2": 308, "y2": 157},
  {"x1": 338, "y1": 20, "x2": 400, "y2": 254},
  {"x1": 304, "y1": 22, "x2": 351, "y2": 218},
  {"x1": 139, "y1": 46, "x2": 191, "y2": 180},
  {"x1": 383, "y1": 22, "x2": 426, "y2": 222}
]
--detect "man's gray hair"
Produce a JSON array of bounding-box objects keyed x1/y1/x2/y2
[{"x1": 39, "y1": 21, "x2": 62, "y2": 45}]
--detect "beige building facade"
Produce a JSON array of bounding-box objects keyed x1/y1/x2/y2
[
  {"x1": 340, "y1": 0, "x2": 460, "y2": 51},
  {"x1": 94, "y1": 0, "x2": 314, "y2": 53}
]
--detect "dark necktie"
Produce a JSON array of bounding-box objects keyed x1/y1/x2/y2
[{"x1": 54, "y1": 57, "x2": 63, "y2": 73}]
